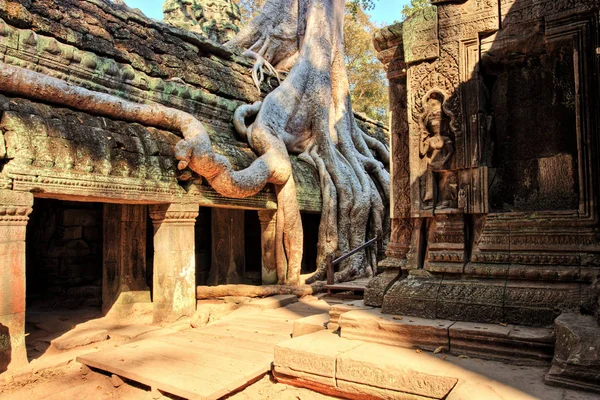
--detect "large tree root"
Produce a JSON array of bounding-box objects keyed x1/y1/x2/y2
[
  {"x1": 223, "y1": 0, "x2": 391, "y2": 284},
  {"x1": 196, "y1": 282, "x2": 325, "y2": 299}
]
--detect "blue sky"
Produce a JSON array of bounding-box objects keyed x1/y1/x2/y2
[{"x1": 122, "y1": 0, "x2": 406, "y2": 26}]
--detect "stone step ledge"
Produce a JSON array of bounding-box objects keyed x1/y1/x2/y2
[
  {"x1": 338, "y1": 309, "x2": 554, "y2": 365},
  {"x1": 273, "y1": 330, "x2": 459, "y2": 400}
]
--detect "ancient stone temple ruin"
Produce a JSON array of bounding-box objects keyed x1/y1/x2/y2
[
  {"x1": 366, "y1": 0, "x2": 600, "y2": 392},
  {"x1": 0, "y1": 0, "x2": 386, "y2": 372}
]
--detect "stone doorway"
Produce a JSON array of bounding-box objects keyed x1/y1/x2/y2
[{"x1": 25, "y1": 199, "x2": 104, "y2": 361}]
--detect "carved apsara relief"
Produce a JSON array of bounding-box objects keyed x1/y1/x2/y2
[{"x1": 418, "y1": 89, "x2": 457, "y2": 210}]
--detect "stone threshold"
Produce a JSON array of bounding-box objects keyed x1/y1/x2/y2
[{"x1": 334, "y1": 306, "x2": 554, "y2": 365}]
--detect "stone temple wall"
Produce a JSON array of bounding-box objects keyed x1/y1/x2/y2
[{"x1": 367, "y1": 0, "x2": 600, "y2": 328}]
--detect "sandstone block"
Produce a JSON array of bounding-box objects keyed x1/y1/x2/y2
[
  {"x1": 339, "y1": 309, "x2": 452, "y2": 352},
  {"x1": 248, "y1": 295, "x2": 298, "y2": 310},
  {"x1": 336, "y1": 342, "x2": 458, "y2": 399},
  {"x1": 449, "y1": 322, "x2": 553, "y2": 364},
  {"x1": 51, "y1": 328, "x2": 109, "y2": 351},
  {"x1": 274, "y1": 330, "x2": 362, "y2": 384},
  {"x1": 545, "y1": 312, "x2": 600, "y2": 393},
  {"x1": 328, "y1": 300, "x2": 373, "y2": 328},
  {"x1": 292, "y1": 313, "x2": 329, "y2": 338}
]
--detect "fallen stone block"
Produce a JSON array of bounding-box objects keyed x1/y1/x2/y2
[
  {"x1": 248, "y1": 295, "x2": 298, "y2": 310},
  {"x1": 545, "y1": 312, "x2": 600, "y2": 393},
  {"x1": 292, "y1": 313, "x2": 329, "y2": 338},
  {"x1": 339, "y1": 309, "x2": 452, "y2": 352},
  {"x1": 51, "y1": 328, "x2": 109, "y2": 351}
]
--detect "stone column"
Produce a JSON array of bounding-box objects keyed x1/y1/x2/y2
[
  {"x1": 149, "y1": 203, "x2": 199, "y2": 324},
  {"x1": 258, "y1": 210, "x2": 277, "y2": 284},
  {"x1": 0, "y1": 190, "x2": 33, "y2": 372},
  {"x1": 365, "y1": 46, "x2": 410, "y2": 306},
  {"x1": 102, "y1": 204, "x2": 150, "y2": 315},
  {"x1": 208, "y1": 208, "x2": 245, "y2": 285}
]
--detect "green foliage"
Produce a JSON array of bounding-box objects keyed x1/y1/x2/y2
[
  {"x1": 343, "y1": 5, "x2": 388, "y2": 122},
  {"x1": 401, "y1": 0, "x2": 432, "y2": 20}
]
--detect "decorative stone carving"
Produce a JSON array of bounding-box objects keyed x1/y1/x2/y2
[
  {"x1": 417, "y1": 89, "x2": 456, "y2": 211},
  {"x1": 163, "y1": 0, "x2": 241, "y2": 44},
  {"x1": 374, "y1": 0, "x2": 600, "y2": 338}
]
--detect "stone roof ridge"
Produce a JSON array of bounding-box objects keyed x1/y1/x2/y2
[{"x1": 373, "y1": 22, "x2": 403, "y2": 53}]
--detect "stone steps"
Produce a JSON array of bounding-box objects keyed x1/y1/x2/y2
[
  {"x1": 273, "y1": 330, "x2": 562, "y2": 400},
  {"x1": 336, "y1": 308, "x2": 554, "y2": 365}
]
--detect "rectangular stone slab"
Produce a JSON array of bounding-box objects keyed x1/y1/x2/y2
[
  {"x1": 274, "y1": 330, "x2": 362, "y2": 384},
  {"x1": 339, "y1": 309, "x2": 453, "y2": 351},
  {"x1": 336, "y1": 342, "x2": 458, "y2": 399}
]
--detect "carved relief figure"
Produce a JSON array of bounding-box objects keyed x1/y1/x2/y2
[{"x1": 418, "y1": 89, "x2": 456, "y2": 210}]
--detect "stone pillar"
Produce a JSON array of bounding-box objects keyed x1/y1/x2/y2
[
  {"x1": 208, "y1": 208, "x2": 245, "y2": 285},
  {"x1": 102, "y1": 204, "x2": 150, "y2": 315},
  {"x1": 365, "y1": 34, "x2": 410, "y2": 306},
  {"x1": 149, "y1": 203, "x2": 199, "y2": 324},
  {"x1": 0, "y1": 190, "x2": 33, "y2": 372},
  {"x1": 258, "y1": 210, "x2": 277, "y2": 285}
]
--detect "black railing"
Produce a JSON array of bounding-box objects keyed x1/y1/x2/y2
[{"x1": 325, "y1": 231, "x2": 387, "y2": 287}]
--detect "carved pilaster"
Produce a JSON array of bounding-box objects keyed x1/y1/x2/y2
[
  {"x1": 366, "y1": 23, "x2": 411, "y2": 307},
  {"x1": 149, "y1": 202, "x2": 199, "y2": 324},
  {"x1": 258, "y1": 210, "x2": 278, "y2": 285},
  {"x1": 0, "y1": 190, "x2": 33, "y2": 371}
]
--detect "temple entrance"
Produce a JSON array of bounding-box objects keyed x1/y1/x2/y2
[{"x1": 25, "y1": 199, "x2": 104, "y2": 361}]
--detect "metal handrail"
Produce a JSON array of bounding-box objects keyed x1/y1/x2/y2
[{"x1": 325, "y1": 231, "x2": 388, "y2": 286}]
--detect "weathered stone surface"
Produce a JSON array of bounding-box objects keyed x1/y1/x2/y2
[
  {"x1": 292, "y1": 313, "x2": 329, "y2": 338},
  {"x1": 249, "y1": 295, "x2": 298, "y2": 311},
  {"x1": 328, "y1": 300, "x2": 373, "y2": 331},
  {"x1": 545, "y1": 313, "x2": 600, "y2": 393},
  {"x1": 163, "y1": 0, "x2": 241, "y2": 44},
  {"x1": 449, "y1": 322, "x2": 553, "y2": 365},
  {"x1": 336, "y1": 342, "x2": 458, "y2": 399},
  {"x1": 149, "y1": 202, "x2": 199, "y2": 324},
  {"x1": 0, "y1": 190, "x2": 32, "y2": 372},
  {"x1": 376, "y1": 0, "x2": 600, "y2": 330},
  {"x1": 339, "y1": 309, "x2": 452, "y2": 352},
  {"x1": 274, "y1": 330, "x2": 362, "y2": 384},
  {"x1": 51, "y1": 328, "x2": 109, "y2": 350}
]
